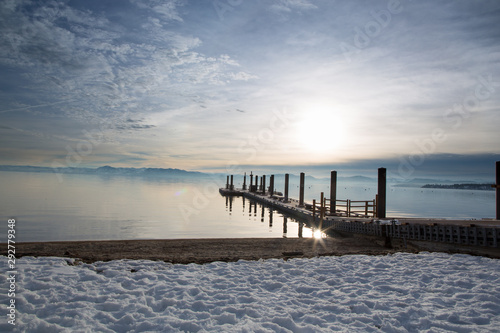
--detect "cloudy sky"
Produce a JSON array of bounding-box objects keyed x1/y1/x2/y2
[{"x1": 0, "y1": 0, "x2": 499, "y2": 178}]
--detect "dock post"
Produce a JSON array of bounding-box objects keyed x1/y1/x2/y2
[
  {"x1": 312, "y1": 199, "x2": 316, "y2": 221},
  {"x1": 250, "y1": 172, "x2": 253, "y2": 192},
  {"x1": 243, "y1": 172, "x2": 247, "y2": 190},
  {"x1": 377, "y1": 167, "x2": 387, "y2": 218},
  {"x1": 226, "y1": 175, "x2": 229, "y2": 189},
  {"x1": 284, "y1": 173, "x2": 289, "y2": 202},
  {"x1": 258, "y1": 175, "x2": 261, "y2": 191},
  {"x1": 496, "y1": 161, "x2": 500, "y2": 220},
  {"x1": 269, "y1": 175, "x2": 274, "y2": 197},
  {"x1": 330, "y1": 171, "x2": 337, "y2": 215},
  {"x1": 320, "y1": 192, "x2": 324, "y2": 227},
  {"x1": 230, "y1": 175, "x2": 234, "y2": 191},
  {"x1": 262, "y1": 175, "x2": 266, "y2": 195},
  {"x1": 299, "y1": 172, "x2": 305, "y2": 207}
]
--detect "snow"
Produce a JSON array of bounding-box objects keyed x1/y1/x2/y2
[{"x1": 1, "y1": 253, "x2": 499, "y2": 332}]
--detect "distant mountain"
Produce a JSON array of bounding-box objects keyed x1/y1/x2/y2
[
  {"x1": 0, "y1": 165, "x2": 207, "y2": 178},
  {"x1": 422, "y1": 183, "x2": 494, "y2": 191}
]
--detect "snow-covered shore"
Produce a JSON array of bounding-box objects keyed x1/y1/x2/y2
[{"x1": 2, "y1": 253, "x2": 499, "y2": 332}]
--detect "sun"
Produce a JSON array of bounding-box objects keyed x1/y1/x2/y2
[{"x1": 296, "y1": 103, "x2": 346, "y2": 155}]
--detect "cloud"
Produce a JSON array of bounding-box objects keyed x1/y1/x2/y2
[
  {"x1": 269, "y1": 0, "x2": 318, "y2": 13},
  {"x1": 0, "y1": 0, "x2": 256, "y2": 125}
]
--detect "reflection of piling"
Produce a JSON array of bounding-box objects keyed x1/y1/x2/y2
[
  {"x1": 230, "y1": 175, "x2": 234, "y2": 191},
  {"x1": 377, "y1": 167, "x2": 386, "y2": 218},
  {"x1": 283, "y1": 216, "x2": 287, "y2": 237},
  {"x1": 330, "y1": 171, "x2": 337, "y2": 215},
  {"x1": 269, "y1": 208, "x2": 273, "y2": 228},
  {"x1": 269, "y1": 175, "x2": 274, "y2": 197},
  {"x1": 242, "y1": 172, "x2": 247, "y2": 190},
  {"x1": 496, "y1": 161, "x2": 500, "y2": 220},
  {"x1": 262, "y1": 175, "x2": 266, "y2": 195},
  {"x1": 299, "y1": 172, "x2": 305, "y2": 207},
  {"x1": 284, "y1": 173, "x2": 289, "y2": 202}
]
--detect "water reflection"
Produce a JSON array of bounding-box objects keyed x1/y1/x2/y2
[{"x1": 224, "y1": 195, "x2": 308, "y2": 238}]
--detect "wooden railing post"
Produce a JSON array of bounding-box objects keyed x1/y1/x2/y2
[{"x1": 347, "y1": 199, "x2": 351, "y2": 217}]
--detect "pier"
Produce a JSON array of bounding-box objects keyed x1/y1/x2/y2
[{"x1": 220, "y1": 165, "x2": 500, "y2": 257}]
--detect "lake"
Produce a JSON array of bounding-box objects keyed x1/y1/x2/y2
[{"x1": 0, "y1": 171, "x2": 495, "y2": 242}]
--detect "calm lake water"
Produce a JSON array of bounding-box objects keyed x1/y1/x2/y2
[{"x1": 0, "y1": 171, "x2": 495, "y2": 242}]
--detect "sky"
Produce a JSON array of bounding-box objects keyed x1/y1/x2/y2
[{"x1": 0, "y1": 0, "x2": 499, "y2": 180}]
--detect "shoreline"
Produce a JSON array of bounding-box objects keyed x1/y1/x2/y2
[{"x1": 4, "y1": 236, "x2": 398, "y2": 264}]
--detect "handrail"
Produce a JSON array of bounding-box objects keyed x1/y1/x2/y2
[{"x1": 311, "y1": 192, "x2": 376, "y2": 218}]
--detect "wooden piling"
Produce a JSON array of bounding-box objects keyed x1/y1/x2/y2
[
  {"x1": 330, "y1": 171, "x2": 337, "y2": 215},
  {"x1": 269, "y1": 175, "x2": 274, "y2": 197},
  {"x1": 299, "y1": 172, "x2": 305, "y2": 207},
  {"x1": 320, "y1": 192, "x2": 324, "y2": 227},
  {"x1": 262, "y1": 175, "x2": 266, "y2": 195},
  {"x1": 230, "y1": 175, "x2": 234, "y2": 191},
  {"x1": 243, "y1": 172, "x2": 247, "y2": 190},
  {"x1": 226, "y1": 175, "x2": 229, "y2": 189},
  {"x1": 250, "y1": 172, "x2": 254, "y2": 192},
  {"x1": 312, "y1": 199, "x2": 316, "y2": 221},
  {"x1": 377, "y1": 167, "x2": 387, "y2": 218},
  {"x1": 284, "y1": 173, "x2": 289, "y2": 202},
  {"x1": 496, "y1": 161, "x2": 500, "y2": 220}
]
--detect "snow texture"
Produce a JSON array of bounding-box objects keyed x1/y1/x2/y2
[{"x1": 1, "y1": 253, "x2": 499, "y2": 332}]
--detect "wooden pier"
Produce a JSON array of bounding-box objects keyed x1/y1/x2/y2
[{"x1": 220, "y1": 165, "x2": 500, "y2": 255}]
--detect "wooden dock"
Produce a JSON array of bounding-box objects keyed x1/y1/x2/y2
[{"x1": 219, "y1": 166, "x2": 500, "y2": 255}]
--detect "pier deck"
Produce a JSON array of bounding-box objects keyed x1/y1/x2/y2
[{"x1": 219, "y1": 187, "x2": 500, "y2": 255}]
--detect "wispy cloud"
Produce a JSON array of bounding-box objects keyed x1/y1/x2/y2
[{"x1": 0, "y1": 0, "x2": 499, "y2": 173}]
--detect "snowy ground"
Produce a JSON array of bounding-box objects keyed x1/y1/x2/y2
[{"x1": 1, "y1": 253, "x2": 499, "y2": 332}]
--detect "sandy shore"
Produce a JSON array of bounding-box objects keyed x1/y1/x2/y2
[{"x1": 5, "y1": 236, "x2": 397, "y2": 264}]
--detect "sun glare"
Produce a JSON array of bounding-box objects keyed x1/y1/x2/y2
[
  {"x1": 313, "y1": 230, "x2": 323, "y2": 239},
  {"x1": 296, "y1": 103, "x2": 346, "y2": 156}
]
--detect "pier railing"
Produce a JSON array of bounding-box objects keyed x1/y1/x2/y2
[{"x1": 311, "y1": 194, "x2": 376, "y2": 218}]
